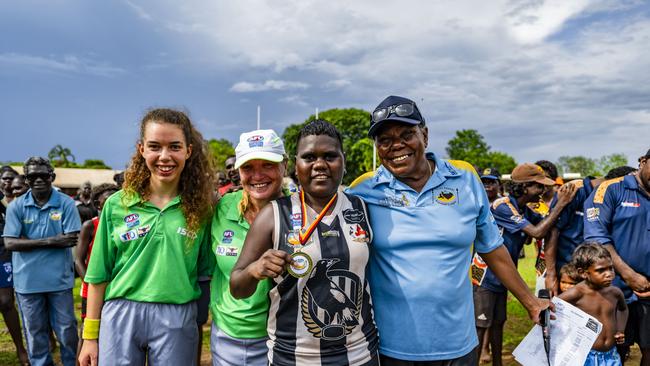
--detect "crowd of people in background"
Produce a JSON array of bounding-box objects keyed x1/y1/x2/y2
[{"x1": 0, "y1": 96, "x2": 647, "y2": 366}]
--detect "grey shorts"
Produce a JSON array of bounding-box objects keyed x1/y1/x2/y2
[
  {"x1": 210, "y1": 322, "x2": 268, "y2": 366},
  {"x1": 473, "y1": 286, "x2": 507, "y2": 328},
  {"x1": 99, "y1": 299, "x2": 198, "y2": 366}
]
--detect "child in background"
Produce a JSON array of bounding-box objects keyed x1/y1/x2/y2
[
  {"x1": 558, "y1": 262, "x2": 581, "y2": 293},
  {"x1": 559, "y1": 243, "x2": 628, "y2": 366}
]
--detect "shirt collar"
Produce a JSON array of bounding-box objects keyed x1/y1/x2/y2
[
  {"x1": 507, "y1": 193, "x2": 523, "y2": 213},
  {"x1": 225, "y1": 190, "x2": 248, "y2": 228},
  {"x1": 371, "y1": 152, "x2": 460, "y2": 190},
  {"x1": 24, "y1": 189, "x2": 61, "y2": 209},
  {"x1": 122, "y1": 191, "x2": 181, "y2": 210}
]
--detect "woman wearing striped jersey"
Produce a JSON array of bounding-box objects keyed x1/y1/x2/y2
[{"x1": 231, "y1": 120, "x2": 379, "y2": 366}]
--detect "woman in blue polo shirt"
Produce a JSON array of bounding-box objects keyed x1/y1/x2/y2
[{"x1": 348, "y1": 95, "x2": 549, "y2": 365}]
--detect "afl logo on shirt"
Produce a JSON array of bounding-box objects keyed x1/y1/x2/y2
[
  {"x1": 222, "y1": 230, "x2": 234, "y2": 244},
  {"x1": 124, "y1": 213, "x2": 140, "y2": 228}
]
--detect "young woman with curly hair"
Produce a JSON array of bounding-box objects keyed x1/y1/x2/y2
[{"x1": 78, "y1": 108, "x2": 216, "y2": 366}]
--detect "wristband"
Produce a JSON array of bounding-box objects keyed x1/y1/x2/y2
[{"x1": 82, "y1": 318, "x2": 101, "y2": 340}]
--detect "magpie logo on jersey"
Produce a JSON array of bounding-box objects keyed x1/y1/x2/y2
[
  {"x1": 433, "y1": 188, "x2": 458, "y2": 205},
  {"x1": 124, "y1": 213, "x2": 140, "y2": 228},
  {"x1": 300, "y1": 258, "x2": 363, "y2": 341}
]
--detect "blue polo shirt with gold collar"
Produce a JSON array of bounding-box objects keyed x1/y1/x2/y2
[
  {"x1": 3, "y1": 189, "x2": 81, "y2": 293},
  {"x1": 347, "y1": 152, "x2": 503, "y2": 361},
  {"x1": 584, "y1": 175, "x2": 650, "y2": 302}
]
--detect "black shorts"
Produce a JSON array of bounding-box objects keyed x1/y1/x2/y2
[
  {"x1": 196, "y1": 279, "x2": 211, "y2": 326},
  {"x1": 624, "y1": 300, "x2": 650, "y2": 348},
  {"x1": 473, "y1": 286, "x2": 507, "y2": 328}
]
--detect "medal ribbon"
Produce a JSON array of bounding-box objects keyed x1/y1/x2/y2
[{"x1": 298, "y1": 190, "x2": 337, "y2": 245}]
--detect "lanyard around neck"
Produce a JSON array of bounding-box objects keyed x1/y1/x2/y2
[{"x1": 295, "y1": 190, "x2": 337, "y2": 245}]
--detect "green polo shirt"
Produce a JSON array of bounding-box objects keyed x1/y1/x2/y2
[
  {"x1": 210, "y1": 190, "x2": 272, "y2": 339},
  {"x1": 85, "y1": 190, "x2": 214, "y2": 304}
]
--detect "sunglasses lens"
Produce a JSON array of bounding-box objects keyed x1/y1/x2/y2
[
  {"x1": 394, "y1": 104, "x2": 414, "y2": 117},
  {"x1": 26, "y1": 174, "x2": 49, "y2": 182},
  {"x1": 372, "y1": 108, "x2": 388, "y2": 122}
]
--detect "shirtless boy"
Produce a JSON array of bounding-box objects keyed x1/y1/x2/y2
[{"x1": 559, "y1": 243, "x2": 628, "y2": 365}]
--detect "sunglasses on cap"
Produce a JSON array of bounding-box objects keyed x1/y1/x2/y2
[
  {"x1": 372, "y1": 103, "x2": 416, "y2": 123},
  {"x1": 25, "y1": 173, "x2": 52, "y2": 182}
]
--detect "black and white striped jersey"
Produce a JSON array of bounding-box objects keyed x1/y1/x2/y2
[{"x1": 267, "y1": 191, "x2": 379, "y2": 366}]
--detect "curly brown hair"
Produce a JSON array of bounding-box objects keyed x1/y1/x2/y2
[{"x1": 123, "y1": 108, "x2": 215, "y2": 235}]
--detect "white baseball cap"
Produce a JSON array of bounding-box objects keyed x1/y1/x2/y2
[{"x1": 234, "y1": 129, "x2": 286, "y2": 169}]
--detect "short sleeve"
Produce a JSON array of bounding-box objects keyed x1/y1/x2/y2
[
  {"x1": 61, "y1": 198, "x2": 82, "y2": 234},
  {"x1": 583, "y1": 187, "x2": 615, "y2": 245},
  {"x1": 492, "y1": 201, "x2": 530, "y2": 234},
  {"x1": 84, "y1": 199, "x2": 117, "y2": 284},
  {"x1": 2, "y1": 201, "x2": 22, "y2": 238},
  {"x1": 472, "y1": 174, "x2": 504, "y2": 254}
]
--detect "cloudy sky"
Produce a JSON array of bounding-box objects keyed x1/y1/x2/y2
[{"x1": 2, "y1": 0, "x2": 649, "y2": 170}]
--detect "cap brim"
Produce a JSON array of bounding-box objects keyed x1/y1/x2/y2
[
  {"x1": 480, "y1": 175, "x2": 500, "y2": 180},
  {"x1": 234, "y1": 152, "x2": 284, "y2": 169},
  {"x1": 368, "y1": 117, "x2": 421, "y2": 137},
  {"x1": 536, "y1": 177, "x2": 556, "y2": 186}
]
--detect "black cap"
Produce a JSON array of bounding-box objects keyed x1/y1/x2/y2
[
  {"x1": 368, "y1": 95, "x2": 425, "y2": 137},
  {"x1": 645, "y1": 149, "x2": 650, "y2": 158},
  {"x1": 480, "y1": 167, "x2": 501, "y2": 181}
]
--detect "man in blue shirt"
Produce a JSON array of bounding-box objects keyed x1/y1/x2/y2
[
  {"x1": 348, "y1": 95, "x2": 550, "y2": 365},
  {"x1": 544, "y1": 166, "x2": 635, "y2": 296},
  {"x1": 475, "y1": 163, "x2": 575, "y2": 366},
  {"x1": 3, "y1": 157, "x2": 80, "y2": 366},
  {"x1": 584, "y1": 149, "x2": 650, "y2": 365}
]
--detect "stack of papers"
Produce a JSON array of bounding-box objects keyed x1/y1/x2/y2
[{"x1": 513, "y1": 297, "x2": 602, "y2": 366}]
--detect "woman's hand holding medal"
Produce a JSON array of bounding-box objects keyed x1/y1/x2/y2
[{"x1": 248, "y1": 249, "x2": 293, "y2": 279}]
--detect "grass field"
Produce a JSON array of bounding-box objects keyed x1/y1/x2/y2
[{"x1": 0, "y1": 245, "x2": 640, "y2": 365}]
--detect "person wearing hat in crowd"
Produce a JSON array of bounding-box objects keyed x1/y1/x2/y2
[
  {"x1": 481, "y1": 167, "x2": 502, "y2": 203},
  {"x1": 583, "y1": 148, "x2": 650, "y2": 366},
  {"x1": 347, "y1": 95, "x2": 552, "y2": 365},
  {"x1": 209, "y1": 129, "x2": 290, "y2": 366},
  {"x1": 474, "y1": 162, "x2": 576, "y2": 365}
]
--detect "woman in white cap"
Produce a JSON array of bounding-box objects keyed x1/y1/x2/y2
[{"x1": 209, "y1": 129, "x2": 288, "y2": 366}]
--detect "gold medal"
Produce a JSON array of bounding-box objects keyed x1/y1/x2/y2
[{"x1": 288, "y1": 252, "x2": 313, "y2": 278}]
